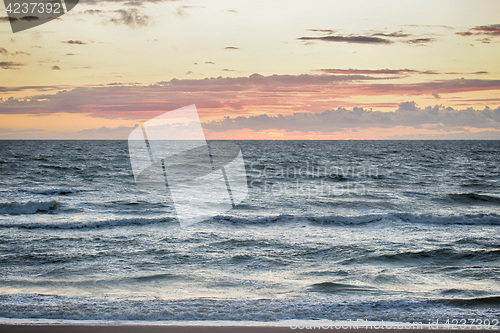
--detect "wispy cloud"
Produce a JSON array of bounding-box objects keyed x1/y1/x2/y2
[
  {"x1": 457, "y1": 24, "x2": 500, "y2": 37},
  {"x1": 0, "y1": 61, "x2": 23, "y2": 69},
  {"x1": 299, "y1": 29, "x2": 436, "y2": 45},
  {"x1": 109, "y1": 8, "x2": 151, "y2": 28},
  {"x1": 405, "y1": 38, "x2": 436, "y2": 45},
  {"x1": 62, "y1": 40, "x2": 87, "y2": 45},
  {"x1": 299, "y1": 35, "x2": 393, "y2": 44},
  {"x1": 316, "y1": 68, "x2": 427, "y2": 75},
  {"x1": 316, "y1": 68, "x2": 489, "y2": 76}
]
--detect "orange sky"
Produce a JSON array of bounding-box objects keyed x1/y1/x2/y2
[{"x1": 0, "y1": 0, "x2": 499, "y2": 139}]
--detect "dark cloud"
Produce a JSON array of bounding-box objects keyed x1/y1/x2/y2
[
  {"x1": 457, "y1": 24, "x2": 500, "y2": 37},
  {"x1": 62, "y1": 40, "x2": 87, "y2": 45},
  {"x1": 0, "y1": 61, "x2": 23, "y2": 69},
  {"x1": 1, "y1": 16, "x2": 42, "y2": 23},
  {"x1": 205, "y1": 61, "x2": 215, "y2": 65},
  {"x1": 19, "y1": 16, "x2": 40, "y2": 21},
  {"x1": 0, "y1": 85, "x2": 61, "y2": 92},
  {"x1": 474, "y1": 24, "x2": 500, "y2": 35},
  {"x1": 0, "y1": 48, "x2": 8, "y2": 56},
  {"x1": 299, "y1": 35, "x2": 393, "y2": 44},
  {"x1": 52, "y1": 65, "x2": 61, "y2": 70},
  {"x1": 405, "y1": 38, "x2": 436, "y2": 45},
  {"x1": 204, "y1": 102, "x2": 500, "y2": 133},
  {"x1": 82, "y1": 9, "x2": 104, "y2": 15},
  {"x1": 300, "y1": 29, "x2": 436, "y2": 45},
  {"x1": 224, "y1": 46, "x2": 239, "y2": 50}
]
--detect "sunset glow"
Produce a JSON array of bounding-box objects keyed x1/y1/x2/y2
[{"x1": 1, "y1": 0, "x2": 499, "y2": 139}]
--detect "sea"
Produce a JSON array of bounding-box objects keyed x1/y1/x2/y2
[{"x1": 0, "y1": 140, "x2": 498, "y2": 327}]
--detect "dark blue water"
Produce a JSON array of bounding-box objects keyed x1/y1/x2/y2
[{"x1": 0, "y1": 140, "x2": 498, "y2": 324}]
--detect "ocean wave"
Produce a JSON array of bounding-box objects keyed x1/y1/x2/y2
[
  {"x1": 213, "y1": 212, "x2": 500, "y2": 226},
  {"x1": 0, "y1": 200, "x2": 59, "y2": 215},
  {"x1": 0, "y1": 216, "x2": 175, "y2": 230},
  {"x1": 1, "y1": 212, "x2": 498, "y2": 230},
  {"x1": 447, "y1": 193, "x2": 500, "y2": 204},
  {"x1": 28, "y1": 188, "x2": 79, "y2": 196},
  {"x1": 308, "y1": 282, "x2": 378, "y2": 294},
  {"x1": 0, "y1": 294, "x2": 497, "y2": 323},
  {"x1": 370, "y1": 248, "x2": 499, "y2": 263},
  {"x1": 441, "y1": 296, "x2": 500, "y2": 308}
]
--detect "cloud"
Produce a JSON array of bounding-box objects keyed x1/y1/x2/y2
[
  {"x1": 0, "y1": 74, "x2": 499, "y2": 119},
  {"x1": 0, "y1": 61, "x2": 23, "y2": 69},
  {"x1": 405, "y1": 38, "x2": 436, "y2": 45},
  {"x1": 204, "y1": 102, "x2": 500, "y2": 133},
  {"x1": 82, "y1": 9, "x2": 104, "y2": 15},
  {"x1": 299, "y1": 35, "x2": 393, "y2": 44},
  {"x1": 473, "y1": 24, "x2": 500, "y2": 35},
  {"x1": 0, "y1": 48, "x2": 30, "y2": 58},
  {"x1": 0, "y1": 85, "x2": 61, "y2": 93},
  {"x1": 62, "y1": 40, "x2": 87, "y2": 45},
  {"x1": 109, "y1": 8, "x2": 151, "y2": 28},
  {"x1": 316, "y1": 68, "x2": 421, "y2": 75},
  {"x1": 18, "y1": 16, "x2": 40, "y2": 21},
  {"x1": 361, "y1": 79, "x2": 500, "y2": 95},
  {"x1": 300, "y1": 29, "x2": 438, "y2": 45},
  {"x1": 307, "y1": 29, "x2": 334, "y2": 34},
  {"x1": 224, "y1": 46, "x2": 239, "y2": 50},
  {"x1": 372, "y1": 31, "x2": 410, "y2": 38},
  {"x1": 52, "y1": 65, "x2": 61, "y2": 70},
  {"x1": 316, "y1": 68, "x2": 488, "y2": 77},
  {"x1": 457, "y1": 24, "x2": 500, "y2": 37}
]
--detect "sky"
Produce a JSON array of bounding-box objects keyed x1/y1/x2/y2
[{"x1": 0, "y1": 0, "x2": 499, "y2": 139}]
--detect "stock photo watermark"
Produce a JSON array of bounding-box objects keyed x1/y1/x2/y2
[
  {"x1": 127, "y1": 104, "x2": 248, "y2": 227},
  {"x1": 3, "y1": 0, "x2": 79, "y2": 32},
  {"x1": 289, "y1": 318, "x2": 499, "y2": 330},
  {"x1": 248, "y1": 162, "x2": 379, "y2": 198}
]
